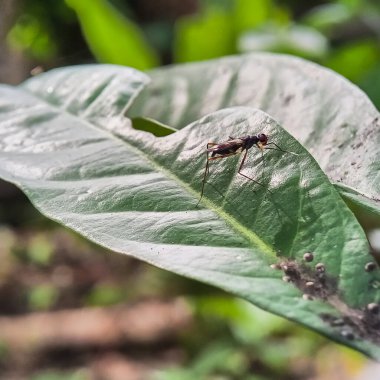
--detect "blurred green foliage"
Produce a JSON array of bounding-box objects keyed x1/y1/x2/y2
[
  {"x1": 6, "y1": 0, "x2": 77, "y2": 61},
  {"x1": 84, "y1": 283, "x2": 126, "y2": 306},
  {"x1": 28, "y1": 284, "x2": 58, "y2": 310},
  {"x1": 65, "y1": 0, "x2": 159, "y2": 69},
  {"x1": 6, "y1": 0, "x2": 380, "y2": 108},
  {"x1": 27, "y1": 234, "x2": 55, "y2": 265},
  {"x1": 0, "y1": 224, "x2": 372, "y2": 378},
  {"x1": 174, "y1": 6, "x2": 235, "y2": 62},
  {"x1": 7, "y1": 13, "x2": 58, "y2": 60},
  {"x1": 31, "y1": 370, "x2": 88, "y2": 380},
  {"x1": 325, "y1": 40, "x2": 380, "y2": 82},
  {"x1": 152, "y1": 297, "x2": 364, "y2": 380}
]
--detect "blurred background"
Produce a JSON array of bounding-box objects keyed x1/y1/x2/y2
[{"x1": 1, "y1": 0, "x2": 380, "y2": 379}]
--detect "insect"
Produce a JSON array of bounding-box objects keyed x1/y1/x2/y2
[{"x1": 197, "y1": 133, "x2": 291, "y2": 205}]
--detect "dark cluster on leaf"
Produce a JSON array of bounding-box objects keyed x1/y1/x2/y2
[
  {"x1": 271, "y1": 255, "x2": 337, "y2": 302},
  {"x1": 272, "y1": 255, "x2": 380, "y2": 344},
  {"x1": 321, "y1": 302, "x2": 380, "y2": 344}
]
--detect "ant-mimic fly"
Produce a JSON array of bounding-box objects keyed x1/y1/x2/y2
[{"x1": 197, "y1": 133, "x2": 295, "y2": 205}]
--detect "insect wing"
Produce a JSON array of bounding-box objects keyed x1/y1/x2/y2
[
  {"x1": 225, "y1": 138, "x2": 245, "y2": 146},
  {"x1": 207, "y1": 138, "x2": 245, "y2": 154}
]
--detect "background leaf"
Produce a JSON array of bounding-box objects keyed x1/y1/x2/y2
[
  {"x1": 126, "y1": 53, "x2": 380, "y2": 219},
  {"x1": 174, "y1": 6, "x2": 235, "y2": 63},
  {"x1": 233, "y1": 0, "x2": 272, "y2": 35},
  {"x1": 238, "y1": 24, "x2": 328, "y2": 60},
  {"x1": 131, "y1": 117, "x2": 177, "y2": 137},
  {"x1": 1, "y1": 65, "x2": 380, "y2": 358},
  {"x1": 65, "y1": 0, "x2": 159, "y2": 69},
  {"x1": 325, "y1": 40, "x2": 380, "y2": 83}
]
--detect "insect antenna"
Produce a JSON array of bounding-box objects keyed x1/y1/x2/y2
[{"x1": 266, "y1": 142, "x2": 298, "y2": 156}]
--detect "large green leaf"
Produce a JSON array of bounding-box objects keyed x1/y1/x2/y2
[
  {"x1": 126, "y1": 53, "x2": 380, "y2": 219},
  {"x1": 1, "y1": 65, "x2": 380, "y2": 359}
]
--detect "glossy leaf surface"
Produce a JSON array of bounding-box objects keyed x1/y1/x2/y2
[
  {"x1": 127, "y1": 53, "x2": 380, "y2": 218},
  {"x1": 1, "y1": 65, "x2": 380, "y2": 358}
]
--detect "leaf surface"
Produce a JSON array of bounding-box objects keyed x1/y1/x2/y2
[
  {"x1": 1, "y1": 65, "x2": 380, "y2": 358},
  {"x1": 126, "y1": 53, "x2": 380, "y2": 218}
]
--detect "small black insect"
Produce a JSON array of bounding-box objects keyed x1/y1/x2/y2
[{"x1": 197, "y1": 133, "x2": 292, "y2": 204}]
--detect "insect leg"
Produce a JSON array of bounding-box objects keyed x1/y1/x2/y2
[
  {"x1": 197, "y1": 150, "x2": 240, "y2": 206},
  {"x1": 266, "y1": 143, "x2": 298, "y2": 156},
  {"x1": 260, "y1": 148, "x2": 265, "y2": 182},
  {"x1": 237, "y1": 149, "x2": 269, "y2": 190},
  {"x1": 197, "y1": 145, "x2": 212, "y2": 206},
  {"x1": 206, "y1": 143, "x2": 218, "y2": 176}
]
